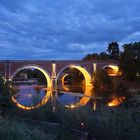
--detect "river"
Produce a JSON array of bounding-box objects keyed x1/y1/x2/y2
[{"x1": 11, "y1": 83, "x2": 124, "y2": 110}]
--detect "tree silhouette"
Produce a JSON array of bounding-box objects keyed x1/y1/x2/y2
[
  {"x1": 107, "y1": 41, "x2": 120, "y2": 59},
  {"x1": 120, "y1": 42, "x2": 140, "y2": 80}
]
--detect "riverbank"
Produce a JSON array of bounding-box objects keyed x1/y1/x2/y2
[{"x1": 0, "y1": 115, "x2": 82, "y2": 140}]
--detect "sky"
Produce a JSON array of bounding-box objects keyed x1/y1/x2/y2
[{"x1": 0, "y1": 0, "x2": 140, "y2": 60}]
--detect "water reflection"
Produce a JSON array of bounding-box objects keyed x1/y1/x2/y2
[
  {"x1": 11, "y1": 84, "x2": 125, "y2": 110},
  {"x1": 11, "y1": 67, "x2": 51, "y2": 110},
  {"x1": 56, "y1": 84, "x2": 93, "y2": 109},
  {"x1": 12, "y1": 84, "x2": 51, "y2": 110},
  {"x1": 108, "y1": 96, "x2": 125, "y2": 107}
]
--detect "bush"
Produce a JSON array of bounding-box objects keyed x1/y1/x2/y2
[
  {"x1": 0, "y1": 116, "x2": 49, "y2": 140},
  {"x1": 0, "y1": 77, "x2": 12, "y2": 114},
  {"x1": 93, "y1": 70, "x2": 114, "y2": 102}
]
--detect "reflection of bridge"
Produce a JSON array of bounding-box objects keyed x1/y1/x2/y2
[{"x1": 0, "y1": 60, "x2": 119, "y2": 87}]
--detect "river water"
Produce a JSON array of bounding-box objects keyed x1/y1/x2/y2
[{"x1": 11, "y1": 84, "x2": 124, "y2": 110}]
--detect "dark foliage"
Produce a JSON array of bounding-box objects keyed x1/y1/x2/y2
[
  {"x1": 120, "y1": 42, "x2": 140, "y2": 81},
  {"x1": 107, "y1": 41, "x2": 120, "y2": 59}
]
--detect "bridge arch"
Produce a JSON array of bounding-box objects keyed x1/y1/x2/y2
[
  {"x1": 56, "y1": 65, "x2": 92, "y2": 87},
  {"x1": 61, "y1": 74, "x2": 69, "y2": 85},
  {"x1": 10, "y1": 64, "x2": 52, "y2": 110},
  {"x1": 10, "y1": 64, "x2": 51, "y2": 87},
  {"x1": 56, "y1": 65, "x2": 93, "y2": 108},
  {"x1": 102, "y1": 65, "x2": 119, "y2": 76}
]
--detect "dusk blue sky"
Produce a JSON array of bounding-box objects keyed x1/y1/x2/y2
[{"x1": 0, "y1": 0, "x2": 140, "y2": 60}]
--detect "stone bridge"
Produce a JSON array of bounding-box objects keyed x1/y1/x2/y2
[{"x1": 0, "y1": 60, "x2": 119, "y2": 87}]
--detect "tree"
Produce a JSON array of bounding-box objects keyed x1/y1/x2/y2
[
  {"x1": 0, "y1": 76, "x2": 12, "y2": 115},
  {"x1": 120, "y1": 42, "x2": 140, "y2": 80},
  {"x1": 83, "y1": 53, "x2": 99, "y2": 60},
  {"x1": 123, "y1": 42, "x2": 140, "y2": 60},
  {"x1": 99, "y1": 52, "x2": 109, "y2": 60},
  {"x1": 107, "y1": 41, "x2": 120, "y2": 59},
  {"x1": 93, "y1": 70, "x2": 113, "y2": 100}
]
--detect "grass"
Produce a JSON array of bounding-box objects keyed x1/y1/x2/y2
[
  {"x1": 0, "y1": 116, "x2": 48, "y2": 140},
  {"x1": 0, "y1": 115, "x2": 81, "y2": 140}
]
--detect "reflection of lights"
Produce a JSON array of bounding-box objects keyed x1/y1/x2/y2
[
  {"x1": 65, "y1": 104, "x2": 76, "y2": 109},
  {"x1": 12, "y1": 90, "x2": 51, "y2": 110},
  {"x1": 62, "y1": 85, "x2": 70, "y2": 91},
  {"x1": 14, "y1": 93, "x2": 33, "y2": 98},
  {"x1": 93, "y1": 100, "x2": 97, "y2": 111},
  {"x1": 108, "y1": 97, "x2": 125, "y2": 107},
  {"x1": 61, "y1": 74, "x2": 69, "y2": 85},
  {"x1": 64, "y1": 86, "x2": 93, "y2": 109},
  {"x1": 3, "y1": 78, "x2": 7, "y2": 84},
  {"x1": 11, "y1": 65, "x2": 52, "y2": 110},
  {"x1": 61, "y1": 74, "x2": 70, "y2": 91}
]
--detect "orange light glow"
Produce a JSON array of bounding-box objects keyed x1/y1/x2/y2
[
  {"x1": 64, "y1": 86, "x2": 93, "y2": 109},
  {"x1": 11, "y1": 65, "x2": 52, "y2": 88},
  {"x1": 61, "y1": 85, "x2": 70, "y2": 91},
  {"x1": 56, "y1": 65, "x2": 93, "y2": 109},
  {"x1": 57, "y1": 65, "x2": 92, "y2": 87},
  {"x1": 103, "y1": 65, "x2": 120, "y2": 76},
  {"x1": 65, "y1": 104, "x2": 76, "y2": 109},
  {"x1": 108, "y1": 97, "x2": 125, "y2": 107},
  {"x1": 70, "y1": 65, "x2": 92, "y2": 87},
  {"x1": 61, "y1": 74, "x2": 69, "y2": 85}
]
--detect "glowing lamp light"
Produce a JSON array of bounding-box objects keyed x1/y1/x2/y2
[
  {"x1": 80, "y1": 122, "x2": 84, "y2": 129},
  {"x1": 81, "y1": 122, "x2": 84, "y2": 126}
]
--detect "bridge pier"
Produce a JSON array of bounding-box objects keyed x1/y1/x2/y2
[
  {"x1": 9, "y1": 61, "x2": 11, "y2": 78},
  {"x1": 4, "y1": 62, "x2": 7, "y2": 78},
  {"x1": 92, "y1": 60, "x2": 97, "y2": 82},
  {"x1": 93, "y1": 60, "x2": 97, "y2": 73},
  {"x1": 51, "y1": 61, "x2": 57, "y2": 88},
  {"x1": 4, "y1": 61, "x2": 12, "y2": 82}
]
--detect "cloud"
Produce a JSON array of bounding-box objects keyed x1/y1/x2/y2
[
  {"x1": 122, "y1": 31, "x2": 140, "y2": 43},
  {"x1": 0, "y1": 0, "x2": 140, "y2": 60}
]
